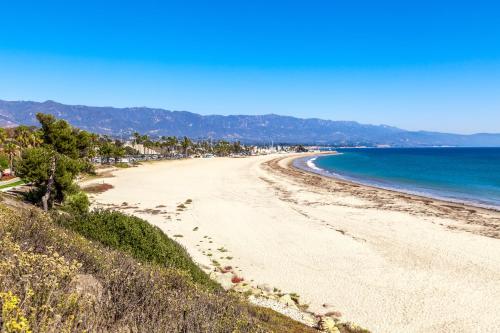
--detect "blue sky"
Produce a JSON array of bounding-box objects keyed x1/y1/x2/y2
[{"x1": 0, "y1": 1, "x2": 499, "y2": 134}]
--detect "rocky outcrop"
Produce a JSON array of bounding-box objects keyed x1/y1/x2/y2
[{"x1": 70, "y1": 274, "x2": 103, "y2": 302}]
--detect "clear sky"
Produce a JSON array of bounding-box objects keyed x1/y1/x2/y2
[{"x1": 1, "y1": 1, "x2": 499, "y2": 134}]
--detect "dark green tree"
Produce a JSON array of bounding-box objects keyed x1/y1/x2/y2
[
  {"x1": 181, "y1": 136, "x2": 191, "y2": 156},
  {"x1": 16, "y1": 147, "x2": 84, "y2": 210},
  {"x1": 98, "y1": 140, "x2": 115, "y2": 164},
  {"x1": 36, "y1": 113, "x2": 79, "y2": 158},
  {"x1": 15, "y1": 113, "x2": 93, "y2": 211},
  {"x1": 112, "y1": 140, "x2": 126, "y2": 162}
]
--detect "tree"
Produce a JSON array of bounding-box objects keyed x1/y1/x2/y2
[
  {"x1": 143, "y1": 137, "x2": 153, "y2": 155},
  {"x1": 36, "y1": 113, "x2": 79, "y2": 158},
  {"x1": 3, "y1": 142, "x2": 17, "y2": 174},
  {"x1": 98, "y1": 141, "x2": 115, "y2": 164},
  {"x1": 141, "y1": 135, "x2": 149, "y2": 154},
  {"x1": 133, "y1": 132, "x2": 142, "y2": 146},
  {"x1": 124, "y1": 146, "x2": 140, "y2": 155},
  {"x1": 14, "y1": 125, "x2": 34, "y2": 149},
  {"x1": 16, "y1": 147, "x2": 83, "y2": 210},
  {"x1": 232, "y1": 141, "x2": 243, "y2": 154},
  {"x1": 113, "y1": 140, "x2": 126, "y2": 162},
  {"x1": 31, "y1": 129, "x2": 44, "y2": 147},
  {"x1": 15, "y1": 113, "x2": 93, "y2": 211},
  {"x1": 76, "y1": 130, "x2": 98, "y2": 159},
  {"x1": 214, "y1": 140, "x2": 232, "y2": 156},
  {"x1": 181, "y1": 136, "x2": 191, "y2": 156},
  {"x1": 166, "y1": 136, "x2": 178, "y2": 156}
]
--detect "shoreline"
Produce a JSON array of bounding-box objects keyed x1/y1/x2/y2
[
  {"x1": 299, "y1": 153, "x2": 500, "y2": 211},
  {"x1": 82, "y1": 154, "x2": 500, "y2": 332},
  {"x1": 293, "y1": 152, "x2": 500, "y2": 215},
  {"x1": 269, "y1": 154, "x2": 500, "y2": 240}
]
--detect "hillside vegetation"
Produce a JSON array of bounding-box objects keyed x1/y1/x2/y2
[
  {"x1": 0, "y1": 201, "x2": 317, "y2": 332},
  {"x1": 55, "y1": 209, "x2": 218, "y2": 289}
]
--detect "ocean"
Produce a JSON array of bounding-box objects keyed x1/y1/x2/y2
[{"x1": 295, "y1": 147, "x2": 500, "y2": 210}]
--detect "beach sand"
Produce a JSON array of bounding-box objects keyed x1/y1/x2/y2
[{"x1": 83, "y1": 154, "x2": 500, "y2": 333}]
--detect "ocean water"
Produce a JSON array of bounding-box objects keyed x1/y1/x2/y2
[{"x1": 297, "y1": 148, "x2": 500, "y2": 209}]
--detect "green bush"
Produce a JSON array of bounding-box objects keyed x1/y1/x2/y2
[
  {"x1": 57, "y1": 209, "x2": 218, "y2": 289},
  {"x1": 62, "y1": 191, "x2": 90, "y2": 215},
  {"x1": 1, "y1": 203, "x2": 319, "y2": 333},
  {"x1": 114, "y1": 162, "x2": 129, "y2": 168},
  {"x1": 0, "y1": 153, "x2": 8, "y2": 172},
  {"x1": 0, "y1": 205, "x2": 249, "y2": 332}
]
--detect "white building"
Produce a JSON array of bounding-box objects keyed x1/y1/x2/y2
[{"x1": 124, "y1": 142, "x2": 161, "y2": 155}]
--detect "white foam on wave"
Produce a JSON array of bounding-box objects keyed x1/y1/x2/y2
[
  {"x1": 306, "y1": 157, "x2": 323, "y2": 171},
  {"x1": 300, "y1": 154, "x2": 500, "y2": 211}
]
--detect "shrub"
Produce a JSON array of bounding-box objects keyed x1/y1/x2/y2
[
  {"x1": 0, "y1": 234, "x2": 82, "y2": 332},
  {"x1": 0, "y1": 291, "x2": 31, "y2": 333},
  {"x1": 114, "y1": 162, "x2": 129, "y2": 168},
  {"x1": 81, "y1": 183, "x2": 114, "y2": 194},
  {"x1": 62, "y1": 191, "x2": 90, "y2": 215},
  {"x1": 0, "y1": 153, "x2": 8, "y2": 172},
  {"x1": 0, "y1": 203, "x2": 318, "y2": 333},
  {"x1": 56, "y1": 209, "x2": 218, "y2": 289}
]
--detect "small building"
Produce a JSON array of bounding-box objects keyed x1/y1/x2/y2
[{"x1": 124, "y1": 142, "x2": 161, "y2": 155}]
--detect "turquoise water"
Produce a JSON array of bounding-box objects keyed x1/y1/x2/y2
[{"x1": 298, "y1": 148, "x2": 500, "y2": 209}]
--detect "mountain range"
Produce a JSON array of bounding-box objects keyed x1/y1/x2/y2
[{"x1": 1, "y1": 99, "x2": 500, "y2": 147}]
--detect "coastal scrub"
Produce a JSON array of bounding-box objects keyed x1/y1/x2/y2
[
  {"x1": 55, "y1": 209, "x2": 219, "y2": 289},
  {"x1": 0, "y1": 203, "x2": 318, "y2": 332}
]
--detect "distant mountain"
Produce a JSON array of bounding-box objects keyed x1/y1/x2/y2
[{"x1": 1, "y1": 99, "x2": 500, "y2": 147}]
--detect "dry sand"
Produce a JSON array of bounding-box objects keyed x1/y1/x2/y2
[{"x1": 83, "y1": 154, "x2": 500, "y2": 333}]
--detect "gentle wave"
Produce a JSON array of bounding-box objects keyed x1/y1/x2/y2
[
  {"x1": 306, "y1": 157, "x2": 323, "y2": 172},
  {"x1": 301, "y1": 154, "x2": 348, "y2": 180},
  {"x1": 294, "y1": 152, "x2": 500, "y2": 211}
]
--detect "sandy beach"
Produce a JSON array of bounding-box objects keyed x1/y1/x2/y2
[{"x1": 83, "y1": 154, "x2": 500, "y2": 333}]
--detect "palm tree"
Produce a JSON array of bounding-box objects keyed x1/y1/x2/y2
[
  {"x1": 132, "y1": 132, "x2": 143, "y2": 154},
  {"x1": 14, "y1": 126, "x2": 33, "y2": 149},
  {"x1": 88, "y1": 133, "x2": 99, "y2": 159},
  {"x1": 166, "y1": 136, "x2": 178, "y2": 156},
  {"x1": 232, "y1": 141, "x2": 242, "y2": 154},
  {"x1": 112, "y1": 140, "x2": 126, "y2": 163},
  {"x1": 141, "y1": 135, "x2": 149, "y2": 154},
  {"x1": 133, "y1": 132, "x2": 141, "y2": 145},
  {"x1": 181, "y1": 136, "x2": 191, "y2": 157},
  {"x1": 98, "y1": 141, "x2": 114, "y2": 164},
  {"x1": 4, "y1": 142, "x2": 18, "y2": 175},
  {"x1": 214, "y1": 140, "x2": 232, "y2": 156},
  {"x1": 31, "y1": 130, "x2": 44, "y2": 147}
]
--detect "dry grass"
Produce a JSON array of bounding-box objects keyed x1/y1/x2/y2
[{"x1": 0, "y1": 203, "x2": 317, "y2": 333}]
